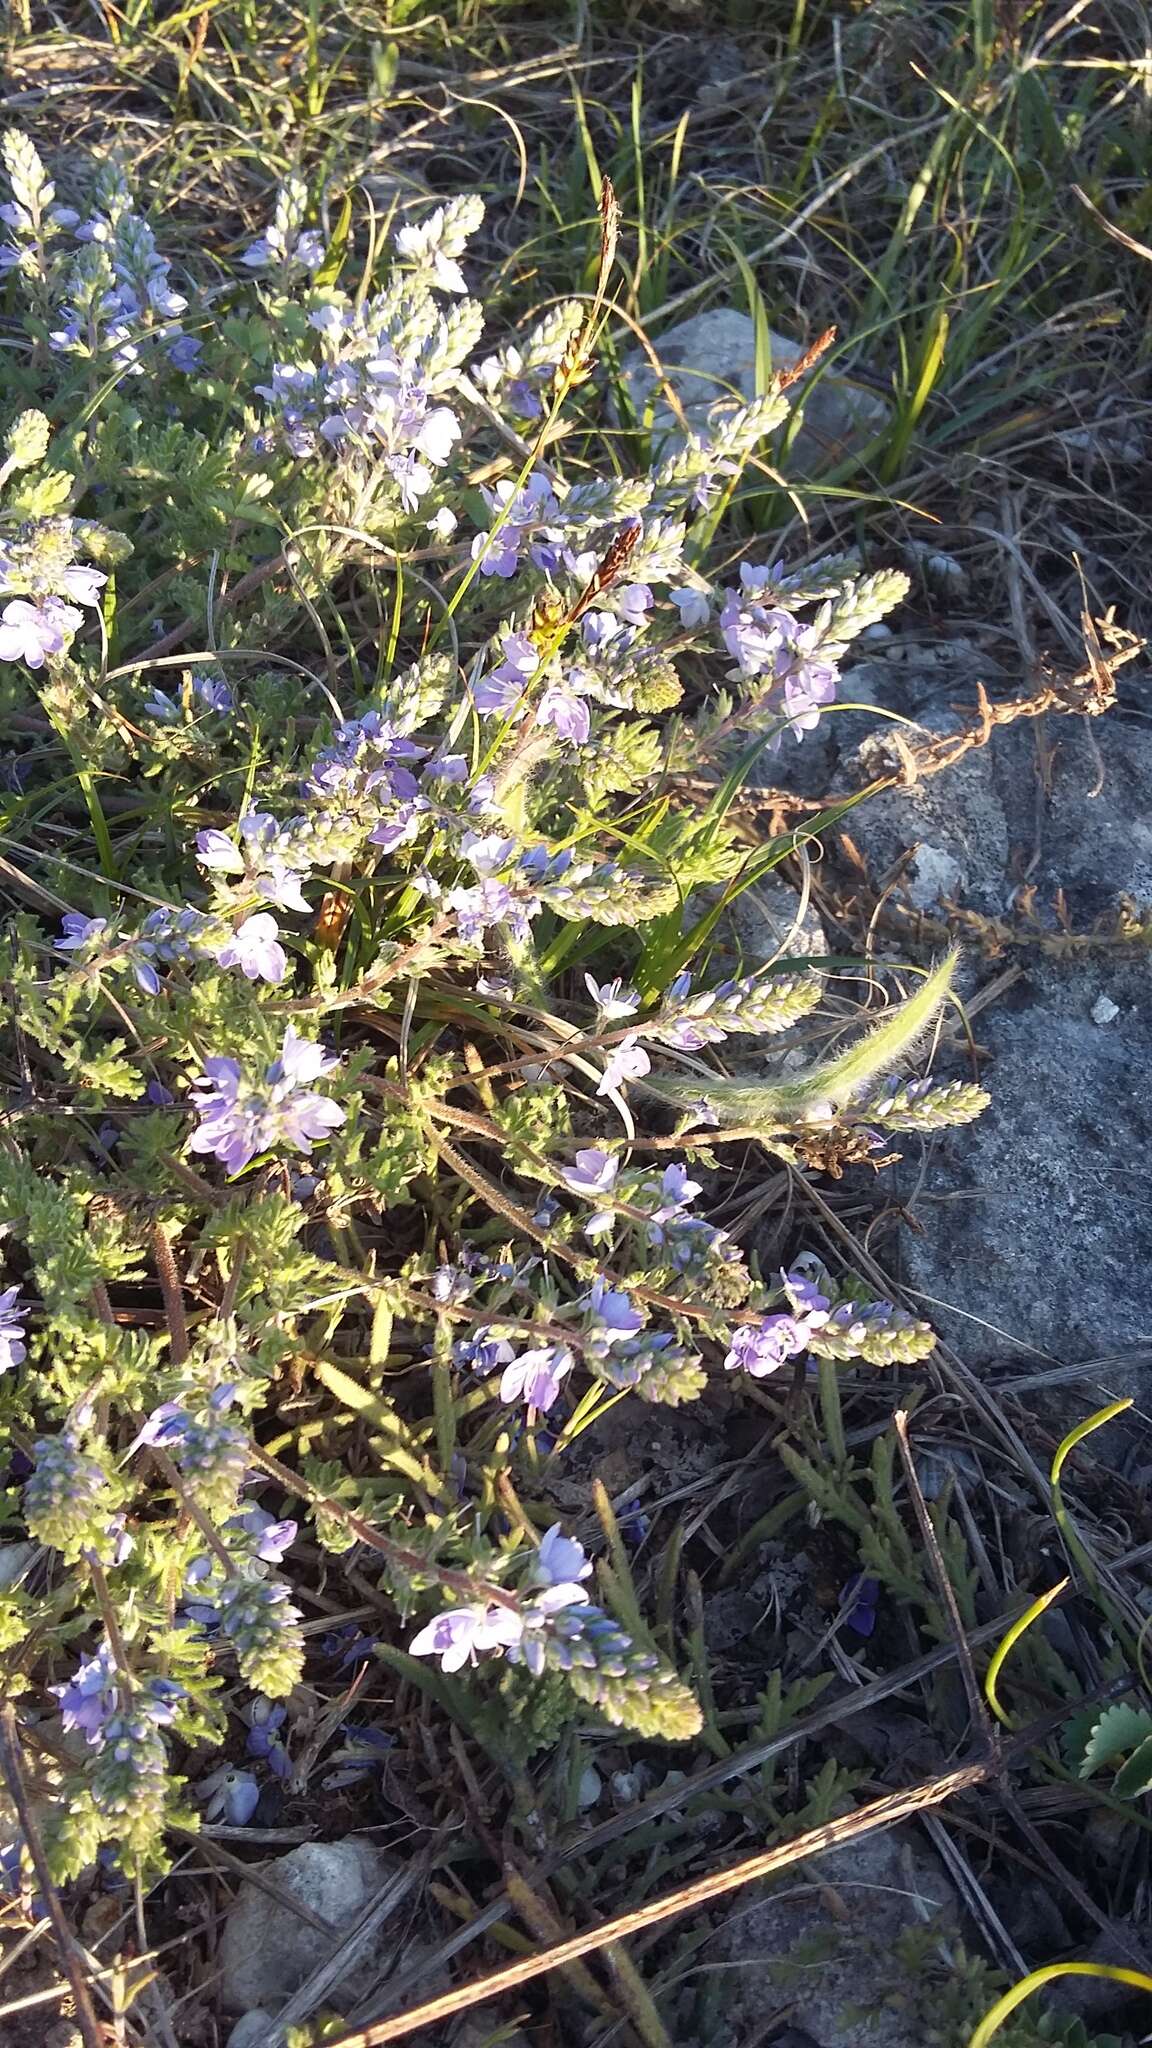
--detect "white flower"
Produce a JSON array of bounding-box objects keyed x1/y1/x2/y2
[{"x1": 597, "y1": 1034, "x2": 651, "y2": 1097}]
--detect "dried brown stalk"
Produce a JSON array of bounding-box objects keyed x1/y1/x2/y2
[{"x1": 675, "y1": 632, "x2": 1143, "y2": 840}]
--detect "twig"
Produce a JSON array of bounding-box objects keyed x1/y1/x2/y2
[
  {"x1": 0, "y1": 1703, "x2": 106, "y2": 2048},
  {"x1": 894, "y1": 1407, "x2": 994, "y2": 1754},
  {"x1": 673, "y1": 636, "x2": 1143, "y2": 839}
]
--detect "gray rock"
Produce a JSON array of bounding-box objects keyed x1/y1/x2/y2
[
  {"x1": 622, "y1": 309, "x2": 890, "y2": 471},
  {"x1": 839, "y1": 705, "x2": 1152, "y2": 1371},
  {"x1": 838, "y1": 710, "x2": 1012, "y2": 916},
  {"x1": 730, "y1": 869, "x2": 826, "y2": 967},
  {"x1": 218, "y1": 1839, "x2": 406, "y2": 2016}
]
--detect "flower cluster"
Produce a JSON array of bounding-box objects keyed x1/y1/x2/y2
[
  {"x1": 52, "y1": 1644, "x2": 186, "y2": 1858},
  {"x1": 410, "y1": 1525, "x2": 701, "y2": 1739},
  {"x1": 241, "y1": 172, "x2": 325, "y2": 276},
  {"x1": 55, "y1": 902, "x2": 294, "y2": 992},
  {"x1": 723, "y1": 1268, "x2": 833, "y2": 1378},
  {"x1": 133, "y1": 1382, "x2": 250, "y2": 1519},
  {"x1": 559, "y1": 1151, "x2": 741, "y2": 1302},
  {"x1": 0, "y1": 135, "x2": 197, "y2": 373},
  {"x1": 23, "y1": 1430, "x2": 124, "y2": 1563},
  {"x1": 189, "y1": 1028, "x2": 345, "y2": 1174},
  {"x1": 0, "y1": 133, "x2": 991, "y2": 1894},
  {"x1": 248, "y1": 199, "x2": 483, "y2": 506},
  {"x1": 216, "y1": 1577, "x2": 305, "y2": 1697},
  {"x1": 724, "y1": 1261, "x2": 936, "y2": 1376},
  {"x1": 0, "y1": 513, "x2": 108, "y2": 666},
  {"x1": 851, "y1": 1073, "x2": 992, "y2": 1131}
]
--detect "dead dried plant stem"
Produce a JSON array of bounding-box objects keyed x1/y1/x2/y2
[
  {"x1": 326, "y1": 1761, "x2": 988, "y2": 2047},
  {"x1": 151, "y1": 1218, "x2": 189, "y2": 1365},
  {"x1": 894, "y1": 1407, "x2": 993, "y2": 1750}
]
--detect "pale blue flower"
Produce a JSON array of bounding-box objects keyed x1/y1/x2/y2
[
  {"x1": 561, "y1": 1147, "x2": 618, "y2": 1198},
  {"x1": 614, "y1": 582, "x2": 653, "y2": 627},
  {"x1": 739, "y1": 560, "x2": 785, "y2": 597},
  {"x1": 244, "y1": 1698, "x2": 289, "y2": 1778},
  {"x1": 199, "y1": 1764, "x2": 260, "y2": 1825},
  {"x1": 531, "y1": 1524, "x2": 592, "y2": 1590},
  {"x1": 395, "y1": 206, "x2": 470, "y2": 293},
  {"x1": 669, "y1": 586, "x2": 711, "y2": 629},
  {"x1": 191, "y1": 673, "x2": 233, "y2": 713},
  {"x1": 0, "y1": 597, "x2": 83, "y2": 667},
  {"x1": 212, "y1": 912, "x2": 288, "y2": 984},
  {"x1": 584, "y1": 975, "x2": 640, "y2": 1020},
  {"x1": 227, "y1": 1509, "x2": 298, "y2": 1563},
  {"x1": 51, "y1": 1642, "x2": 118, "y2": 1742},
  {"x1": 473, "y1": 630, "x2": 538, "y2": 717},
  {"x1": 584, "y1": 1279, "x2": 644, "y2": 1346},
  {"x1": 537, "y1": 682, "x2": 589, "y2": 744}
]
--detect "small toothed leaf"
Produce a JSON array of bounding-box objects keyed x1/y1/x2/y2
[{"x1": 1077, "y1": 1701, "x2": 1152, "y2": 1778}]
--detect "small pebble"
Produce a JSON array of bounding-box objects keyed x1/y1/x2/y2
[
  {"x1": 228, "y1": 2015, "x2": 275, "y2": 2048},
  {"x1": 1091, "y1": 994, "x2": 1120, "y2": 1026},
  {"x1": 577, "y1": 1764, "x2": 602, "y2": 1808}
]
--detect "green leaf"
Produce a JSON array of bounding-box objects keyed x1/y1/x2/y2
[
  {"x1": 1112, "y1": 1732, "x2": 1152, "y2": 1800},
  {"x1": 1061, "y1": 1703, "x2": 1105, "y2": 1773},
  {"x1": 314, "y1": 191, "x2": 353, "y2": 288},
  {"x1": 8, "y1": 468, "x2": 75, "y2": 517},
  {"x1": 3, "y1": 407, "x2": 50, "y2": 472},
  {"x1": 1078, "y1": 1700, "x2": 1152, "y2": 1779}
]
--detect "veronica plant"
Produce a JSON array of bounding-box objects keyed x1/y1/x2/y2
[{"x1": 0, "y1": 141, "x2": 989, "y2": 1883}]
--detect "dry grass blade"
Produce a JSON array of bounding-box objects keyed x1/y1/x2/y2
[{"x1": 1072, "y1": 182, "x2": 1152, "y2": 265}]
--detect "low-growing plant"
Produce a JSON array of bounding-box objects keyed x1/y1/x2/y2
[{"x1": 0, "y1": 134, "x2": 990, "y2": 1890}]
